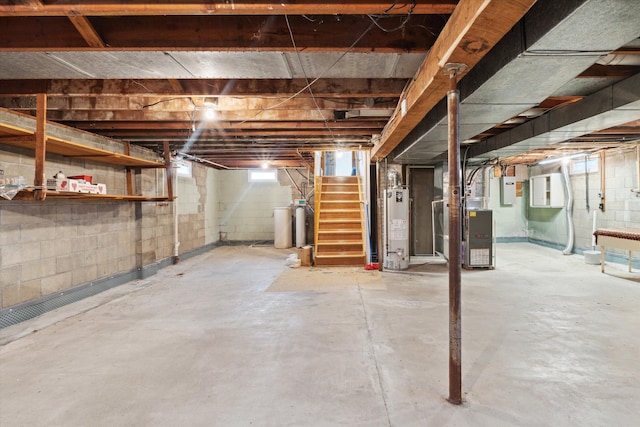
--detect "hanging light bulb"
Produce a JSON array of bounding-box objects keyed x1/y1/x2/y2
[
  {"x1": 205, "y1": 107, "x2": 215, "y2": 120},
  {"x1": 261, "y1": 161, "x2": 269, "y2": 169}
]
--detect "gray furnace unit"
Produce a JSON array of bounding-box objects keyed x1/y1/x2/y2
[{"x1": 464, "y1": 209, "x2": 493, "y2": 268}]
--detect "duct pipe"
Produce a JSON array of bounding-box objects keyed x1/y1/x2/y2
[
  {"x1": 444, "y1": 62, "x2": 466, "y2": 406},
  {"x1": 561, "y1": 160, "x2": 574, "y2": 255}
]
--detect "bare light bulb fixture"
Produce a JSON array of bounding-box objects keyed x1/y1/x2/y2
[{"x1": 203, "y1": 98, "x2": 217, "y2": 120}]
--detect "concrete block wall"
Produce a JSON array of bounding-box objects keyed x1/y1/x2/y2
[
  {"x1": 487, "y1": 167, "x2": 529, "y2": 240},
  {"x1": 570, "y1": 149, "x2": 640, "y2": 257},
  {"x1": 0, "y1": 142, "x2": 173, "y2": 309},
  {"x1": 217, "y1": 169, "x2": 293, "y2": 241},
  {"x1": 176, "y1": 162, "x2": 219, "y2": 253},
  {"x1": 205, "y1": 167, "x2": 220, "y2": 244},
  {"x1": 0, "y1": 200, "x2": 145, "y2": 309},
  {"x1": 485, "y1": 149, "x2": 639, "y2": 261},
  {"x1": 525, "y1": 164, "x2": 568, "y2": 247}
]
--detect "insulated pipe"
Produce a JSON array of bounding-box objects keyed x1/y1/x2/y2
[
  {"x1": 562, "y1": 160, "x2": 574, "y2": 255},
  {"x1": 444, "y1": 62, "x2": 466, "y2": 406}
]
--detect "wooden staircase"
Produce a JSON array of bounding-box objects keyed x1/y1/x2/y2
[{"x1": 314, "y1": 176, "x2": 366, "y2": 266}]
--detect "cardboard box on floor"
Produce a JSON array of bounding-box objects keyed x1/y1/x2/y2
[{"x1": 298, "y1": 246, "x2": 313, "y2": 266}]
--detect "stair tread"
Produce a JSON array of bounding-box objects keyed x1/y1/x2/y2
[
  {"x1": 315, "y1": 252, "x2": 365, "y2": 257},
  {"x1": 317, "y1": 240, "x2": 362, "y2": 245}
]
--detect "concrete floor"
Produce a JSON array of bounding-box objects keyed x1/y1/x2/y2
[{"x1": 1, "y1": 243, "x2": 639, "y2": 426}]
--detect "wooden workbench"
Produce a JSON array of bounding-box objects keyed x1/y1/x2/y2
[{"x1": 594, "y1": 228, "x2": 640, "y2": 273}]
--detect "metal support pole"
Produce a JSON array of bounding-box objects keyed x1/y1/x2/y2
[{"x1": 444, "y1": 62, "x2": 466, "y2": 405}]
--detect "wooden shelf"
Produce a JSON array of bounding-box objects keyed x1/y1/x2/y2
[
  {"x1": 0, "y1": 96, "x2": 172, "y2": 202},
  {"x1": 8, "y1": 188, "x2": 168, "y2": 202},
  {"x1": 1, "y1": 134, "x2": 164, "y2": 168}
]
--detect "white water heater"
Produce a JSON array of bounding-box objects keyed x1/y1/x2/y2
[{"x1": 383, "y1": 188, "x2": 410, "y2": 270}]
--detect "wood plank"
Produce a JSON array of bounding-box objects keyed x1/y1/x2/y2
[
  {"x1": 0, "y1": 78, "x2": 408, "y2": 98},
  {"x1": 0, "y1": 95, "x2": 396, "y2": 112},
  {"x1": 124, "y1": 142, "x2": 134, "y2": 196},
  {"x1": 371, "y1": 0, "x2": 537, "y2": 160},
  {"x1": 34, "y1": 93, "x2": 46, "y2": 201},
  {"x1": 0, "y1": 2, "x2": 457, "y2": 17},
  {"x1": 0, "y1": 15, "x2": 441, "y2": 52},
  {"x1": 43, "y1": 108, "x2": 337, "y2": 122},
  {"x1": 163, "y1": 140, "x2": 173, "y2": 201},
  {"x1": 5, "y1": 188, "x2": 169, "y2": 202},
  {"x1": 67, "y1": 14, "x2": 105, "y2": 48}
]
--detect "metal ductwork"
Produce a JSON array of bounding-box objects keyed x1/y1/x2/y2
[
  {"x1": 469, "y1": 72, "x2": 640, "y2": 160},
  {"x1": 391, "y1": 0, "x2": 640, "y2": 164}
]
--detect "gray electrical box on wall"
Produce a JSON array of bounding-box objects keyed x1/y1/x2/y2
[{"x1": 500, "y1": 176, "x2": 516, "y2": 205}]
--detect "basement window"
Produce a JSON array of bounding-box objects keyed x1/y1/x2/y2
[
  {"x1": 175, "y1": 159, "x2": 193, "y2": 178},
  {"x1": 248, "y1": 169, "x2": 277, "y2": 182},
  {"x1": 570, "y1": 156, "x2": 599, "y2": 175}
]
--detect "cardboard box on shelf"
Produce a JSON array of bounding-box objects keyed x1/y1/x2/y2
[
  {"x1": 68, "y1": 175, "x2": 93, "y2": 183},
  {"x1": 77, "y1": 182, "x2": 100, "y2": 194},
  {"x1": 46, "y1": 178, "x2": 79, "y2": 192}
]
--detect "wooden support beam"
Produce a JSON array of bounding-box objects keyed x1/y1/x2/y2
[
  {"x1": 0, "y1": 95, "x2": 396, "y2": 112},
  {"x1": 44, "y1": 108, "x2": 336, "y2": 122},
  {"x1": 67, "y1": 14, "x2": 105, "y2": 48},
  {"x1": 0, "y1": 2, "x2": 457, "y2": 17},
  {"x1": 167, "y1": 79, "x2": 184, "y2": 94},
  {"x1": 124, "y1": 142, "x2": 133, "y2": 196},
  {"x1": 578, "y1": 64, "x2": 640, "y2": 79},
  {"x1": 34, "y1": 93, "x2": 47, "y2": 200},
  {"x1": 0, "y1": 78, "x2": 408, "y2": 98},
  {"x1": 163, "y1": 140, "x2": 174, "y2": 201},
  {"x1": 371, "y1": 0, "x2": 537, "y2": 161}
]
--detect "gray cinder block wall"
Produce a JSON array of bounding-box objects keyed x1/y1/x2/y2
[
  {"x1": 488, "y1": 149, "x2": 639, "y2": 261},
  {"x1": 571, "y1": 149, "x2": 640, "y2": 257},
  {"x1": 0, "y1": 142, "x2": 174, "y2": 309},
  {"x1": 2, "y1": 140, "x2": 298, "y2": 310},
  {"x1": 217, "y1": 170, "x2": 294, "y2": 242}
]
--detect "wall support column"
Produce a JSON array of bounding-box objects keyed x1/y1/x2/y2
[
  {"x1": 444, "y1": 62, "x2": 466, "y2": 406},
  {"x1": 34, "y1": 93, "x2": 47, "y2": 201}
]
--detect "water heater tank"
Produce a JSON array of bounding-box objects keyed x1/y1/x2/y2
[{"x1": 383, "y1": 189, "x2": 410, "y2": 270}]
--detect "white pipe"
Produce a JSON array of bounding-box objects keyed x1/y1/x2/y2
[
  {"x1": 172, "y1": 162, "x2": 180, "y2": 263},
  {"x1": 561, "y1": 161, "x2": 574, "y2": 255},
  {"x1": 591, "y1": 210, "x2": 597, "y2": 249},
  {"x1": 633, "y1": 144, "x2": 640, "y2": 194}
]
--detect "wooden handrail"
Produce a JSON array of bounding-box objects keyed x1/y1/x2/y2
[{"x1": 314, "y1": 175, "x2": 321, "y2": 250}]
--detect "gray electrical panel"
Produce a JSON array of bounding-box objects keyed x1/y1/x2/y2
[
  {"x1": 501, "y1": 176, "x2": 516, "y2": 205},
  {"x1": 464, "y1": 209, "x2": 493, "y2": 268}
]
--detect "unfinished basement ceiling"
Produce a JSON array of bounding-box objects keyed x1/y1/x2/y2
[
  {"x1": 0, "y1": 1, "x2": 452, "y2": 168},
  {"x1": 0, "y1": 0, "x2": 638, "y2": 169},
  {"x1": 390, "y1": 0, "x2": 640, "y2": 166}
]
